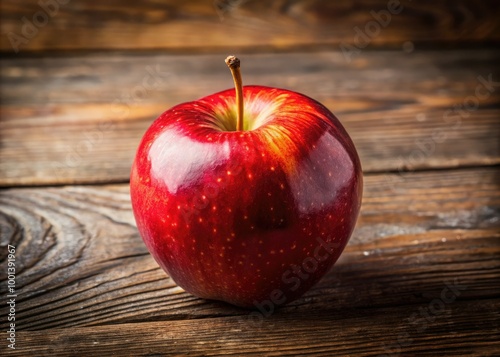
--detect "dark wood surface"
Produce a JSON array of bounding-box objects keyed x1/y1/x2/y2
[
  {"x1": 1, "y1": 0, "x2": 499, "y2": 52},
  {"x1": 1, "y1": 50, "x2": 499, "y2": 186},
  {"x1": 1, "y1": 1, "x2": 499, "y2": 356}
]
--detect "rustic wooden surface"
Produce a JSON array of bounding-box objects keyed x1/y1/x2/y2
[
  {"x1": 1, "y1": 0, "x2": 500, "y2": 355},
  {"x1": 1, "y1": 0, "x2": 499, "y2": 52},
  {"x1": 1, "y1": 50, "x2": 499, "y2": 186}
]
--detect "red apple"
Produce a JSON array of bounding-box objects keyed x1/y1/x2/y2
[{"x1": 130, "y1": 56, "x2": 362, "y2": 308}]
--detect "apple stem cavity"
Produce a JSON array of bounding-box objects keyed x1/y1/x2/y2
[{"x1": 225, "y1": 55, "x2": 244, "y2": 131}]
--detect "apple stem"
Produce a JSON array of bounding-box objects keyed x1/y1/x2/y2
[{"x1": 225, "y1": 56, "x2": 244, "y2": 131}]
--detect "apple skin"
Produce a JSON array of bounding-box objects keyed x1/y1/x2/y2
[{"x1": 130, "y1": 85, "x2": 362, "y2": 308}]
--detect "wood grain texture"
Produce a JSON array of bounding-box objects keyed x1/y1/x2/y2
[
  {"x1": 1, "y1": 167, "x2": 498, "y2": 332},
  {"x1": 1, "y1": 1, "x2": 498, "y2": 354},
  {"x1": 1, "y1": 0, "x2": 499, "y2": 53},
  {"x1": 6, "y1": 299, "x2": 500, "y2": 356},
  {"x1": 1, "y1": 50, "x2": 499, "y2": 186}
]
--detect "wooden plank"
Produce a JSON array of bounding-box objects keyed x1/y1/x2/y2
[
  {"x1": 1, "y1": 50, "x2": 499, "y2": 186},
  {"x1": 1, "y1": 0, "x2": 499, "y2": 53},
  {"x1": 6, "y1": 298, "x2": 500, "y2": 356},
  {"x1": 1, "y1": 167, "x2": 498, "y2": 331}
]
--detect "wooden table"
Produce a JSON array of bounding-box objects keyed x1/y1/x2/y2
[{"x1": 1, "y1": 1, "x2": 499, "y2": 356}]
